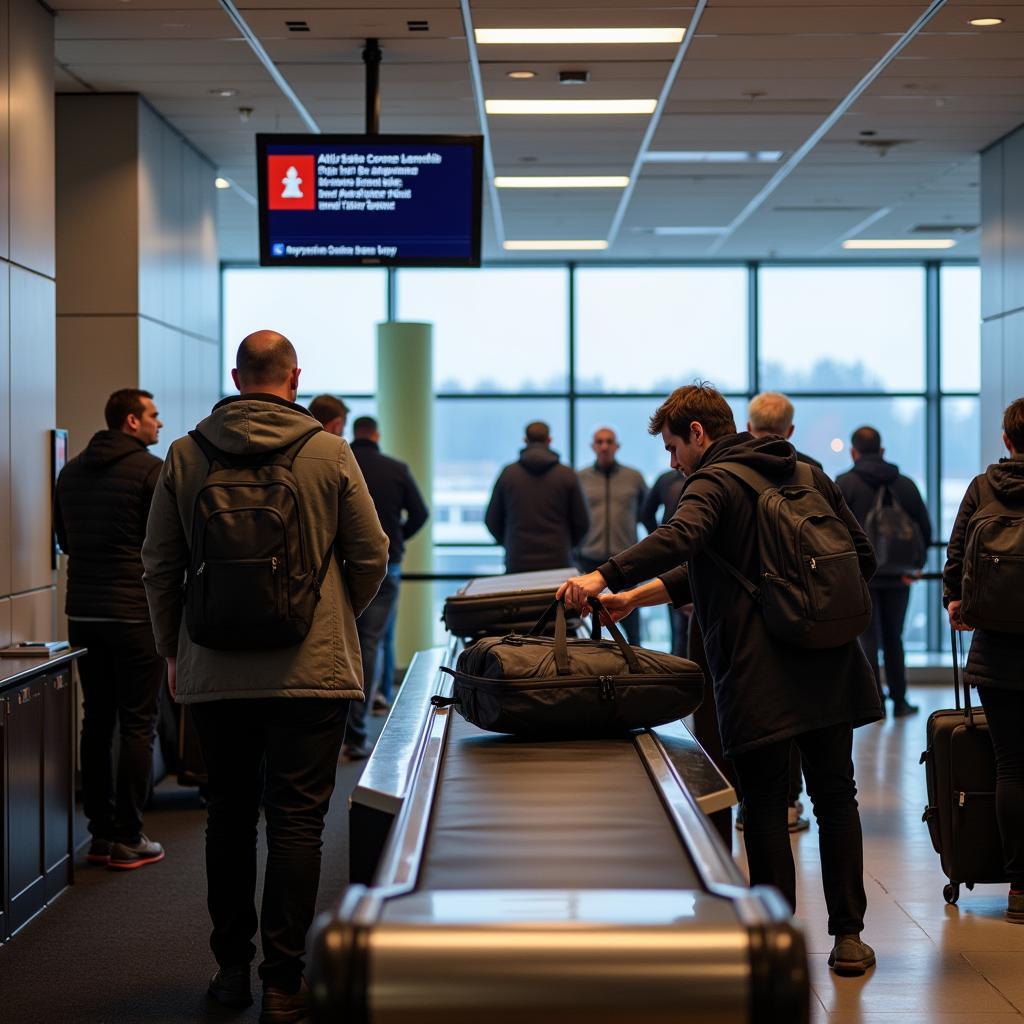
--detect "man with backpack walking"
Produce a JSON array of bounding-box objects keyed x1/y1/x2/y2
[
  {"x1": 944, "y1": 397, "x2": 1024, "y2": 924},
  {"x1": 559, "y1": 383, "x2": 882, "y2": 975},
  {"x1": 142, "y1": 331, "x2": 389, "y2": 1021},
  {"x1": 837, "y1": 427, "x2": 931, "y2": 717}
]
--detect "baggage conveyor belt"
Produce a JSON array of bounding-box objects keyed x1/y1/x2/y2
[{"x1": 313, "y1": 643, "x2": 809, "y2": 1023}]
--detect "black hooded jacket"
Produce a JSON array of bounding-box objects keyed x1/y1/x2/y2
[
  {"x1": 944, "y1": 456, "x2": 1024, "y2": 691},
  {"x1": 836, "y1": 454, "x2": 932, "y2": 586},
  {"x1": 599, "y1": 432, "x2": 882, "y2": 757},
  {"x1": 54, "y1": 430, "x2": 163, "y2": 619},
  {"x1": 485, "y1": 443, "x2": 589, "y2": 573}
]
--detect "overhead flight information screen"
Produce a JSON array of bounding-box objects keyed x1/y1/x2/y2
[{"x1": 257, "y1": 133, "x2": 483, "y2": 267}]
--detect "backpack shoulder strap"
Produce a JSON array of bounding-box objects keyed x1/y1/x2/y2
[
  {"x1": 188, "y1": 430, "x2": 224, "y2": 470},
  {"x1": 713, "y1": 459, "x2": 813, "y2": 493}
]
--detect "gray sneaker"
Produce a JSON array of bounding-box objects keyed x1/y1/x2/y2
[
  {"x1": 1008, "y1": 891, "x2": 1024, "y2": 924},
  {"x1": 828, "y1": 934, "x2": 876, "y2": 975},
  {"x1": 108, "y1": 834, "x2": 165, "y2": 871}
]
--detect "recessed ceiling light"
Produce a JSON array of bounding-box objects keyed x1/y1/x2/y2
[
  {"x1": 842, "y1": 239, "x2": 957, "y2": 250},
  {"x1": 830, "y1": 438, "x2": 844, "y2": 453},
  {"x1": 503, "y1": 240, "x2": 609, "y2": 251},
  {"x1": 495, "y1": 175, "x2": 629, "y2": 188},
  {"x1": 644, "y1": 150, "x2": 783, "y2": 163},
  {"x1": 210, "y1": 88, "x2": 237, "y2": 98},
  {"x1": 652, "y1": 226, "x2": 729, "y2": 236},
  {"x1": 507, "y1": 70, "x2": 537, "y2": 80},
  {"x1": 476, "y1": 28, "x2": 684, "y2": 45},
  {"x1": 486, "y1": 99, "x2": 656, "y2": 115},
  {"x1": 215, "y1": 177, "x2": 231, "y2": 189},
  {"x1": 969, "y1": 17, "x2": 1004, "y2": 26}
]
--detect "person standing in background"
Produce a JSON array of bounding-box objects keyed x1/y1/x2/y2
[
  {"x1": 54, "y1": 389, "x2": 166, "y2": 871},
  {"x1": 642, "y1": 467, "x2": 687, "y2": 655},
  {"x1": 309, "y1": 394, "x2": 349, "y2": 438},
  {"x1": 576, "y1": 427, "x2": 648, "y2": 644}
]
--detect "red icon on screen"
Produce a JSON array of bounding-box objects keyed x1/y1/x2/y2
[{"x1": 267, "y1": 155, "x2": 315, "y2": 210}]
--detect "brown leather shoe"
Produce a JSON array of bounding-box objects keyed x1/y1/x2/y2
[{"x1": 259, "y1": 976, "x2": 310, "y2": 1023}]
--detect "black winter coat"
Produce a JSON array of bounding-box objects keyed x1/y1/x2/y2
[
  {"x1": 943, "y1": 456, "x2": 1024, "y2": 691},
  {"x1": 836, "y1": 454, "x2": 932, "y2": 588},
  {"x1": 349, "y1": 438, "x2": 429, "y2": 564},
  {"x1": 485, "y1": 444, "x2": 589, "y2": 573},
  {"x1": 600, "y1": 433, "x2": 882, "y2": 758},
  {"x1": 641, "y1": 470, "x2": 684, "y2": 534},
  {"x1": 54, "y1": 430, "x2": 162, "y2": 619}
]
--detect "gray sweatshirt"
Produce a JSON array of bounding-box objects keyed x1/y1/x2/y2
[{"x1": 577, "y1": 462, "x2": 648, "y2": 563}]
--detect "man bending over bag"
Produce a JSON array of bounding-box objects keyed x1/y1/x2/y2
[{"x1": 558, "y1": 382, "x2": 882, "y2": 976}]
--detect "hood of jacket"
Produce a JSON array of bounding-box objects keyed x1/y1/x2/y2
[
  {"x1": 986, "y1": 456, "x2": 1024, "y2": 502},
  {"x1": 693, "y1": 431, "x2": 798, "y2": 482},
  {"x1": 518, "y1": 442, "x2": 561, "y2": 476},
  {"x1": 850, "y1": 453, "x2": 900, "y2": 487},
  {"x1": 196, "y1": 394, "x2": 321, "y2": 454},
  {"x1": 79, "y1": 429, "x2": 152, "y2": 469}
]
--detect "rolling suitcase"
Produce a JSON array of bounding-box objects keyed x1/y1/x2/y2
[
  {"x1": 921, "y1": 628, "x2": 1003, "y2": 904},
  {"x1": 442, "y1": 567, "x2": 580, "y2": 639}
]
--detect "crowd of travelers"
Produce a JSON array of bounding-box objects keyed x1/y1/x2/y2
[{"x1": 52, "y1": 328, "x2": 1024, "y2": 1019}]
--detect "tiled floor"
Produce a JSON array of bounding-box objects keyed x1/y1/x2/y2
[{"x1": 730, "y1": 685, "x2": 1023, "y2": 1023}]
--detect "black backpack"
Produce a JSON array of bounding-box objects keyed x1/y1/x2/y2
[
  {"x1": 184, "y1": 428, "x2": 334, "y2": 651},
  {"x1": 699, "y1": 461, "x2": 872, "y2": 649},
  {"x1": 961, "y1": 478, "x2": 1024, "y2": 633},
  {"x1": 864, "y1": 483, "x2": 926, "y2": 576}
]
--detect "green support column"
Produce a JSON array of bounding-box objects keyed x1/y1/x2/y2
[{"x1": 376, "y1": 321, "x2": 434, "y2": 666}]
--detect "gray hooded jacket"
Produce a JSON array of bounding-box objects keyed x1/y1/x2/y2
[{"x1": 142, "y1": 394, "x2": 389, "y2": 703}]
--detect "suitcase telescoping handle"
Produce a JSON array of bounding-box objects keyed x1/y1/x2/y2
[
  {"x1": 528, "y1": 598, "x2": 642, "y2": 675},
  {"x1": 950, "y1": 624, "x2": 976, "y2": 725}
]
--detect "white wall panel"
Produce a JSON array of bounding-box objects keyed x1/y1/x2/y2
[
  {"x1": 0, "y1": 265, "x2": 9, "y2": 597},
  {"x1": 161, "y1": 127, "x2": 184, "y2": 330},
  {"x1": 1003, "y1": 129, "x2": 1024, "y2": 318},
  {"x1": 0, "y1": 0, "x2": 10, "y2": 263},
  {"x1": 137, "y1": 102, "x2": 163, "y2": 322},
  {"x1": 11, "y1": 587, "x2": 56, "y2": 642},
  {"x1": 981, "y1": 317, "x2": 1005, "y2": 468},
  {"x1": 9, "y1": 0, "x2": 54, "y2": 279},
  {"x1": 10, "y1": 268, "x2": 55, "y2": 594},
  {"x1": 0, "y1": 597, "x2": 11, "y2": 647}
]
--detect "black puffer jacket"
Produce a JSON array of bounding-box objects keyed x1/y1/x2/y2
[
  {"x1": 600, "y1": 433, "x2": 882, "y2": 758},
  {"x1": 944, "y1": 456, "x2": 1024, "y2": 691},
  {"x1": 485, "y1": 444, "x2": 589, "y2": 573},
  {"x1": 54, "y1": 430, "x2": 162, "y2": 619},
  {"x1": 836, "y1": 454, "x2": 932, "y2": 587}
]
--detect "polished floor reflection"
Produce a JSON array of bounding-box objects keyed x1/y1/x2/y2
[{"x1": 732, "y1": 684, "x2": 1024, "y2": 1023}]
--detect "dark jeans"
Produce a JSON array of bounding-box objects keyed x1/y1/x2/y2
[
  {"x1": 578, "y1": 555, "x2": 641, "y2": 645},
  {"x1": 859, "y1": 585, "x2": 912, "y2": 706},
  {"x1": 68, "y1": 620, "x2": 162, "y2": 844},
  {"x1": 732, "y1": 721, "x2": 867, "y2": 936},
  {"x1": 190, "y1": 697, "x2": 349, "y2": 990},
  {"x1": 374, "y1": 564, "x2": 402, "y2": 703},
  {"x1": 346, "y1": 569, "x2": 401, "y2": 748},
  {"x1": 977, "y1": 686, "x2": 1024, "y2": 890}
]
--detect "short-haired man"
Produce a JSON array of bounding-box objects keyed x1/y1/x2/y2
[
  {"x1": 837, "y1": 427, "x2": 932, "y2": 717},
  {"x1": 309, "y1": 394, "x2": 349, "y2": 437},
  {"x1": 342, "y1": 415, "x2": 429, "y2": 760},
  {"x1": 559, "y1": 383, "x2": 881, "y2": 975},
  {"x1": 54, "y1": 389, "x2": 166, "y2": 870},
  {"x1": 485, "y1": 421, "x2": 589, "y2": 574},
  {"x1": 142, "y1": 331, "x2": 388, "y2": 1020},
  {"x1": 577, "y1": 427, "x2": 647, "y2": 644}
]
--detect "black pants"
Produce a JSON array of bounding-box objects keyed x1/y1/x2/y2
[
  {"x1": 732, "y1": 721, "x2": 867, "y2": 936},
  {"x1": 977, "y1": 686, "x2": 1024, "y2": 890},
  {"x1": 346, "y1": 569, "x2": 401, "y2": 748},
  {"x1": 578, "y1": 555, "x2": 641, "y2": 645},
  {"x1": 859, "y1": 585, "x2": 911, "y2": 706},
  {"x1": 190, "y1": 698, "x2": 349, "y2": 990},
  {"x1": 68, "y1": 620, "x2": 162, "y2": 844}
]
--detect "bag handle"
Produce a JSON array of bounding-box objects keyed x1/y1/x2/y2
[
  {"x1": 527, "y1": 600, "x2": 571, "y2": 675},
  {"x1": 950, "y1": 624, "x2": 975, "y2": 725},
  {"x1": 586, "y1": 597, "x2": 642, "y2": 674}
]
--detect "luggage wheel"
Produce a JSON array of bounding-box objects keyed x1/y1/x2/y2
[{"x1": 943, "y1": 883, "x2": 960, "y2": 905}]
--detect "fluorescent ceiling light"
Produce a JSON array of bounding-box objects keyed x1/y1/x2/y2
[
  {"x1": 969, "y1": 17, "x2": 1004, "y2": 26},
  {"x1": 644, "y1": 150, "x2": 783, "y2": 164},
  {"x1": 842, "y1": 239, "x2": 957, "y2": 250},
  {"x1": 653, "y1": 226, "x2": 728, "y2": 236},
  {"x1": 475, "y1": 28, "x2": 684, "y2": 45},
  {"x1": 503, "y1": 240, "x2": 609, "y2": 251},
  {"x1": 495, "y1": 175, "x2": 629, "y2": 188},
  {"x1": 214, "y1": 177, "x2": 231, "y2": 189},
  {"x1": 486, "y1": 99, "x2": 656, "y2": 115}
]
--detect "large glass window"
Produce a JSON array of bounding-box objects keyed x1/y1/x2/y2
[
  {"x1": 941, "y1": 266, "x2": 981, "y2": 393},
  {"x1": 398, "y1": 268, "x2": 569, "y2": 392},
  {"x1": 575, "y1": 268, "x2": 748, "y2": 393},
  {"x1": 222, "y1": 268, "x2": 386, "y2": 394},
  {"x1": 759, "y1": 267, "x2": 926, "y2": 392},
  {"x1": 941, "y1": 397, "x2": 981, "y2": 538}
]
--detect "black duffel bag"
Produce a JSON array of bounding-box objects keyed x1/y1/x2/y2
[{"x1": 432, "y1": 599, "x2": 704, "y2": 737}]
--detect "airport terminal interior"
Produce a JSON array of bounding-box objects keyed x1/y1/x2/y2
[{"x1": 1, "y1": 0, "x2": 1024, "y2": 1021}]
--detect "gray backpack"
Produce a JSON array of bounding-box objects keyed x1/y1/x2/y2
[{"x1": 700, "y1": 461, "x2": 872, "y2": 649}]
